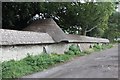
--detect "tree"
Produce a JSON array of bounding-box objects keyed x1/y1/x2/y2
[
  {"x1": 103, "y1": 12, "x2": 120, "y2": 41},
  {"x1": 2, "y1": 2, "x2": 115, "y2": 37},
  {"x1": 57, "y1": 2, "x2": 115, "y2": 35},
  {"x1": 2, "y1": 2, "x2": 43, "y2": 29}
]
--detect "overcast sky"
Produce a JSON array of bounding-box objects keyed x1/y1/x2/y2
[{"x1": 118, "y1": 4, "x2": 120, "y2": 12}]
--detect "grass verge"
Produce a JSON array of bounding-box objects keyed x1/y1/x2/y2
[{"x1": 2, "y1": 44, "x2": 113, "y2": 78}]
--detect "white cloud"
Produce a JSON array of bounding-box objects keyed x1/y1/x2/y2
[
  {"x1": 35, "y1": 14, "x2": 39, "y2": 18},
  {"x1": 118, "y1": 4, "x2": 120, "y2": 12}
]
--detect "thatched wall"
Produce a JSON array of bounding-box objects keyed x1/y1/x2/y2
[
  {"x1": 23, "y1": 18, "x2": 68, "y2": 42},
  {"x1": 1, "y1": 43, "x2": 95, "y2": 62},
  {"x1": 0, "y1": 29, "x2": 54, "y2": 45},
  {"x1": 0, "y1": 19, "x2": 110, "y2": 62},
  {"x1": 66, "y1": 34, "x2": 109, "y2": 43}
]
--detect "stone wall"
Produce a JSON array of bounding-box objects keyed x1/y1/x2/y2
[
  {"x1": 1, "y1": 42, "x2": 99, "y2": 62},
  {"x1": 45, "y1": 43, "x2": 69, "y2": 54},
  {"x1": 1, "y1": 45, "x2": 44, "y2": 61},
  {"x1": 78, "y1": 43, "x2": 93, "y2": 52},
  {"x1": 1, "y1": 43, "x2": 69, "y2": 62}
]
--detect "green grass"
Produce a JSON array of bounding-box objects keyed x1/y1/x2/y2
[
  {"x1": 2, "y1": 44, "x2": 113, "y2": 78},
  {"x1": 2, "y1": 53, "x2": 74, "y2": 78},
  {"x1": 93, "y1": 44, "x2": 113, "y2": 51}
]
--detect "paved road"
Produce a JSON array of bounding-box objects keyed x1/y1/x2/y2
[{"x1": 23, "y1": 45, "x2": 118, "y2": 78}]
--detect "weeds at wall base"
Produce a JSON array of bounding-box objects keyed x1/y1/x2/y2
[{"x1": 1, "y1": 44, "x2": 113, "y2": 78}]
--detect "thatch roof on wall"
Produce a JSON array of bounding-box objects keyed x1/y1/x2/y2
[
  {"x1": 23, "y1": 18, "x2": 68, "y2": 42},
  {"x1": 0, "y1": 29, "x2": 54, "y2": 45},
  {"x1": 1, "y1": 19, "x2": 109, "y2": 46},
  {"x1": 66, "y1": 34, "x2": 82, "y2": 42},
  {"x1": 67, "y1": 34, "x2": 109, "y2": 43}
]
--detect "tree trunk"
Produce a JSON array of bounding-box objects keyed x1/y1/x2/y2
[{"x1": 81, "y1": 30, "x2": 86, "y2": 36}]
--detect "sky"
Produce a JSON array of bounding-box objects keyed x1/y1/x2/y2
[
  {"x1": 116, "y1": 3, "x2": 120, "y2": 12},
  {"x1": 33, "y1": 2, "x2": 120, "y2": 20},
  {"x1": 118, "y1": 4, "x2": 120, "y2": 12}
]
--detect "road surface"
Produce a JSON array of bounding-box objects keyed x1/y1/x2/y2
[{"x1": 23, "y1": 45, "x2": 118, "y2": 78}]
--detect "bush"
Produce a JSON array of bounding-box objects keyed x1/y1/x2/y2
[
  {"x1": 2, "y1": 60, "x2": 33, "y2": 78},
  {"x1": 2, "y1": 44, "x2": 82, "y2": 78},
  {"x1": 2, "y1": 53, "x2": 72, "y2": 78},
  {"x1": 75, "y1": 50, "x2": 81, "y2": 55},
  {"x1": 83, "y1": 48, "x2": 94, "y2": 54},
  {"x1": 2, "y1": 43, "x2": 113, "y2": 78},
  {"x1": 65, "y1": 44, "x2": 81, "y2": 55},
  {"x1": 93, "y1": 44, "x2": 102, "y2": 50},
  {"x1": 65, "y1": 50, "x2": 75, "y2": 55},
  {"x1": 69, "y1": 44, "x2": 80, "y2": 52},
  {"x1": 93, "y1": 44, "x2": 113, "y2": 51}
]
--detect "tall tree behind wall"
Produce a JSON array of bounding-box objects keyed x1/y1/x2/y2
[
  {"x1": 2, "y1": 2, "x2": 115, "y2": 37},
  {"x1": 103, "y1": 12, "x2": 120, "y2": 41},
  {"x1": 2, "y1": 2, "x2": 42, "y2": 30}
]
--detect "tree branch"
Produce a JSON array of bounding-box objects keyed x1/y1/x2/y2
[{"x1": 86, "y1": 26, "x2": 97, "y2": 33}]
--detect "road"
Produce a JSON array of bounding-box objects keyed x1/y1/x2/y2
[{"x1": 23, "y1": 45, "x2": 118, "y2": 78}]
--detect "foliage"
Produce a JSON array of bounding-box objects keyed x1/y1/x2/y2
[
  {"x1": 93, "y1": 43, "x2": 113, "y2": 51},
  {"x1": 2, "y1": 53, "x2": 72, "y2": 78},
  {"x1": 65, "y1": 50, "x2": 75, "y2": 55},
  {"x1": 103, "y1": 12, "x2": 120, "y2": 41},
  {"x1": 2, "y1": 2, "x2": 115, "y2": 36},
  {"x1": 114, "y1": 40, "x2": 120, "y2": 43},
  {"x1": 2, "y1": 44, "x2": 113, "y2": 78},
  {"x1": 118, "y1": 40, "x2": 120, "y2": 43},
  {"x1": 65, "y1": 44, "x2": 81, "y2": 55},
  {"x1": 2, "y1": 3, "x2": 37, "y2": 29},
  {"x1": 93, "y1": 44, "x2": 103, "y2": 50},
  {"x1": 83, "y1": 48, "x2": 94, "y2": 54}
]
